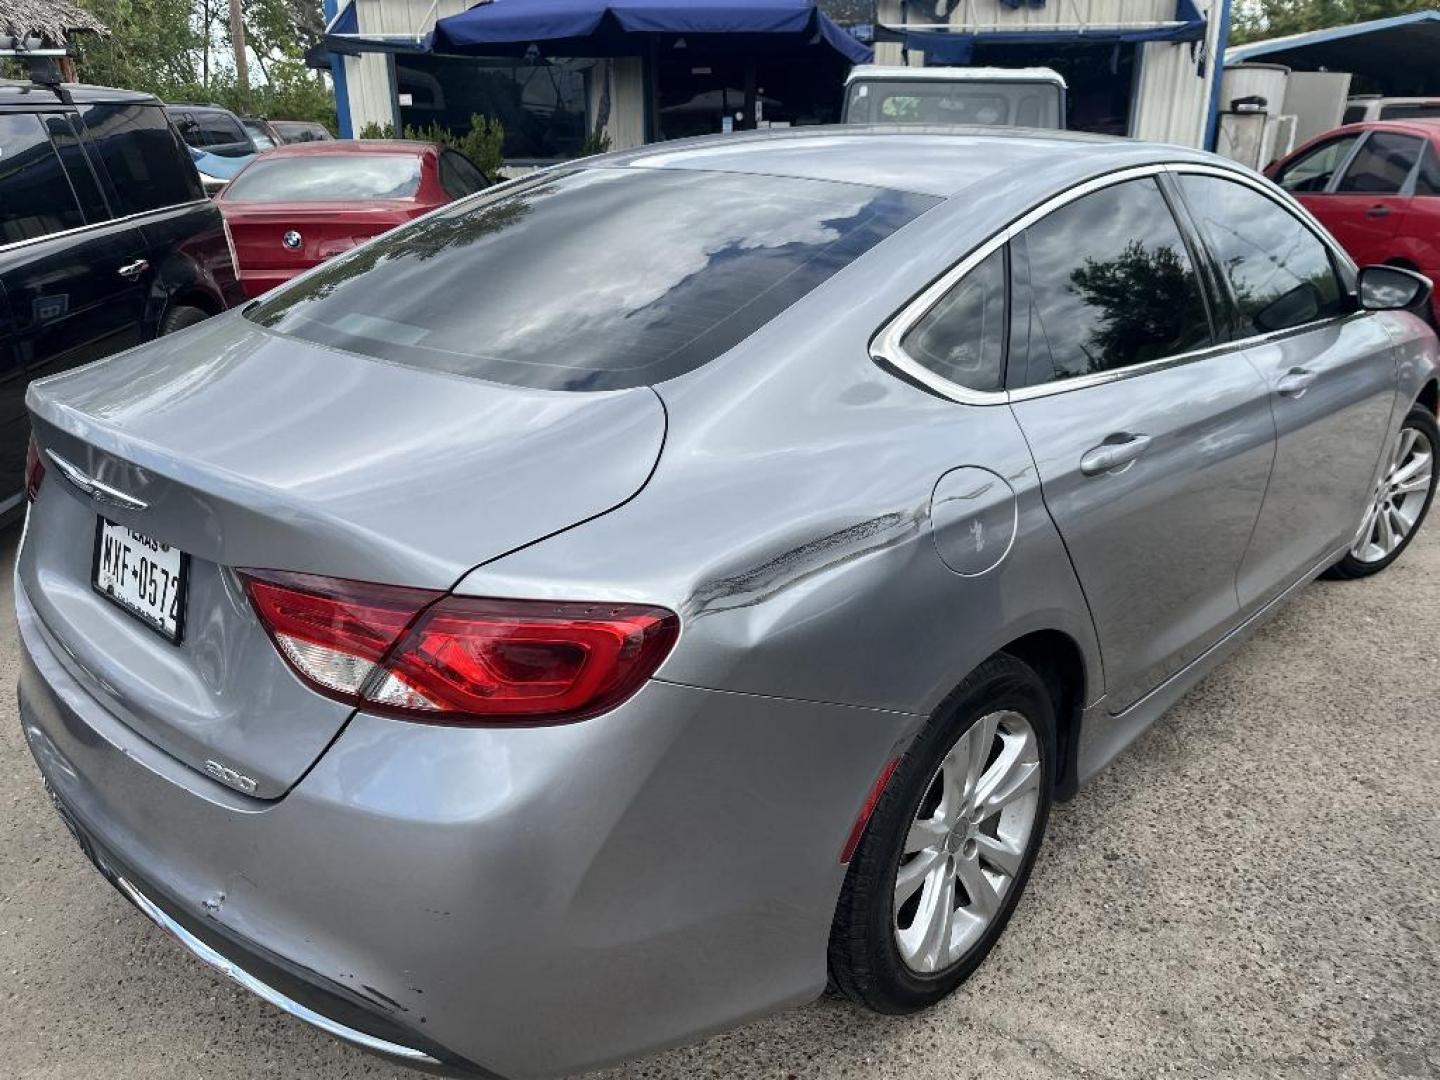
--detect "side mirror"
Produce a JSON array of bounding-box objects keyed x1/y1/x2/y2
[{"x1": 1357, "y1": 264, "x2": 1433, "y2": 313}]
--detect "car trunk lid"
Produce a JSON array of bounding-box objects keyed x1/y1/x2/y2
[
  {"x1": 20, "y1": 314, "x2": 666, "y2": 797},
  {"x1": 223, "y1": 201, "x2": 416, "y2": 271}
]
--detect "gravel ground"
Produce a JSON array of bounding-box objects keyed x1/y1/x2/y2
[{"x1": 2, "y1": 519, "x2": 1437, "y2": 1080}]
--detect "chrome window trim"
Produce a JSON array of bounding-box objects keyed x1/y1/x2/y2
[
  {"x1": 0, "y1": 198, "x2": 213, "y2": 256},
  {"x1": 871, "y1": 160, "x2": 1367, "y2": 406}
]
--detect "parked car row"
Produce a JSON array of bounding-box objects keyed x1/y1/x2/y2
[{"x1": 2, "y1": 72, "x2": 491, "y2": 522}]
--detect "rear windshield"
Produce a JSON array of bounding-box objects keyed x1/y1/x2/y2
[
  {"x1": 246, "y1": 167, "x2": 936, "y2": 390},
  {"x1": 226, "y1": 154, "x2": 423, "y2": 202},
  {"x1": 844, "y1": 79, "x2": 1063, "y2": 128}
]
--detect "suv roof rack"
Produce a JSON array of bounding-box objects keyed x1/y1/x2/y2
[{"x1": 0, "y1": 35, "x2": 70, "y2": 97}]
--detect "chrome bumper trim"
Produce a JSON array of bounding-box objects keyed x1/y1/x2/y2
[{"x1": 113, "y1": 875, "x2": 440, "y2": 1065}]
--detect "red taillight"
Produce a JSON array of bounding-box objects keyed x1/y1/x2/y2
[
  {"x1": 239, "y1": 570, "x2": 679, "y2": 725},
  {"x1": 24, "y1": 435, "x2": 45, "y2": 503}
]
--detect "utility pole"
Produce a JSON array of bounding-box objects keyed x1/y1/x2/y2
[{"x1": 229, "y1": 0, "x2": 249, "y2": 105}]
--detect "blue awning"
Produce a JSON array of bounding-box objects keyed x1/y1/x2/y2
[
  {"x1": 430, "y1": 0, "x2": 873, "y2": 63},
  {"x1": 883, "y1": 0, "x2": 1205, "y2": 63}
]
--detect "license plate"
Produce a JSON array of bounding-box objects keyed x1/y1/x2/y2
[{"x1": 92, "y1": 519, "x2": 189, "y2": 643}]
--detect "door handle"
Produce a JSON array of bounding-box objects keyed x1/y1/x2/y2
[
  {"x1": 1365, "y1": 205, "x2": 1391, "y2": 219},
  {"x1": 1080, "y1": 433, "x2": 1152, "y2": 476},
  {"x1": 117, "y1": 259, "x2": 150, "y2": 280},
  {"x1": 1276, "y1": 367, "x2": 1318, "y2": 397}
]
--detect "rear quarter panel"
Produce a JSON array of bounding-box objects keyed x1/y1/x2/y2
[{"x1": 142, "y1": 199, "x2": 245, "y2": 315}]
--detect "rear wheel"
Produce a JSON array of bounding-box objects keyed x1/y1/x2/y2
[
  {"x1": 160, "y1": 304, "x2": 210, "y2": 335},
  {"x1": 1327, "y1": 403, "x2": 1437, "y2": 579},
  {"x1": 828, "y1": 654, "x2": 1054, "y2": 1013}
]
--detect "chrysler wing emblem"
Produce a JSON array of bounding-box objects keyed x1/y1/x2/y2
[{"x1": 46, "y1": 451, "x2": 148, "y2": 512}]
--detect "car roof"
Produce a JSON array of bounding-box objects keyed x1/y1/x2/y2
[
  {"x1": 602, "y1": 126, "x2": 1221, "y2": 199},
  {"x1": 1303, "y1": 119, "x2": 1440, "y2": 144},
  {"x1": 0, "y1": 80, "x2": 157, "y2": 105},
  {"x1": 254, "y1": 138, "x2": 435, "y2": 158}
]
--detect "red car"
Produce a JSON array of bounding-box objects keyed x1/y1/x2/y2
[
  {"x1": 1268, "y1": 119, "x2": 1440, "y2": 321},
  {"x1": 217, "y1": 140, "x2": 488, "y2": 298}
]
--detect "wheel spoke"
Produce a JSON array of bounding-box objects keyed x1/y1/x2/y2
[
  {"x1": 895, "y1": 847, "x2": 942, "y2": 904},
  {"x1": 1392, "y1": 428, "x2": 1418, "y2": 471},
  {"x1": 963, "y1": 712, "x2": 1000, "y2": 801},
  {"x1": 956, "y1": 856, "x2": 1000, "y2": 920},
  {"x1": 912, "y1": 864, "x2": 956, "y2": 970},
  {"x1": 905, "y1": 817, "x2": 948, "y2": 855},
  {"x1": 1378, "y1": 506, "x2": 1397, "y2": 553},
  {"x1": 1393, "y1": 473, "x2": 1432, "y2": 497},
  {"x1": 974, "y1": 832, "x2": 1024, "y2": 877},
  {"x1": 1391, "y1": 450, "x2": 1432, "y2": 487}
]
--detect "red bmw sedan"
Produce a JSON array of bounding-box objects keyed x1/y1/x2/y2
[
  {"x1": 1267, "y1": 119, "x2": 1440, "y2": 321},
  {"x1": 217, "y1": 140, "x2": 488, "y2": 298}
]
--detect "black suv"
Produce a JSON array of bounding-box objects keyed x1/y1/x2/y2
[{"x1": 2, "y1": 80, "x2": 244, "y2": 523}]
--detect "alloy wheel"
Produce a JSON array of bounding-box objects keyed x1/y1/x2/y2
[
  {"x1": 1352, "y1": 427, "x2": 1434, "y2": 564},
  {"x1": 893, "y1": 710, "x2": 1041, "y2": 974}
]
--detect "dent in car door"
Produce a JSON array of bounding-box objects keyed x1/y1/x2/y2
[
  {"x1": 1176, "y1": 174, "x2": 1396, "y2": 608},
  {"x1": 1006, "y1": 176, "x2": 1275, "y2": 714}
]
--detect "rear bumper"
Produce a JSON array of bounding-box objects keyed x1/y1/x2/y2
[{"x1": 17, "y1": 578, "x2": 915, "y2": 1079}]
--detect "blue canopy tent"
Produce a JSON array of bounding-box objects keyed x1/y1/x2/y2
[
  {"x1": 878, "y1": 0, "x2": 1207, "y2": 63},
  {"x1": 430, "y1": 0, "x2": 873, "y2": 61}
]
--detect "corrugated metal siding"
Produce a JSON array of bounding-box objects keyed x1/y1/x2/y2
[
  {"x1": 1131, "y1": 40, "x2": 1208, "y2": 146},
  {"x1": 877, "y1": 0, "x2": 1177, "y2": 32}
]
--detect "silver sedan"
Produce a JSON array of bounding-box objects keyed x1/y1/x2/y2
[{"x1": 16, "y1": 128, "x2": 1439, "y2": 1078}]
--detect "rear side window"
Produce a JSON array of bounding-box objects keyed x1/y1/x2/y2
[
  {"x1": 248, "y1": 167, "x2": 936, "y2": 391},
  {"x1": 225, "y1": 154, "x2": 423, "y2": 201},
  {"x1": 1013, "y1": 177, "x2": 1212, "y2": 387},
  {"x1": 1275, "y1": 134, "x2": 1359, "y2": 193},
  {"x1": 900, "y1": 247, "x2": 1007, "y2": 392},
  {"x1": 79, "y1": 103, "x2": 204, "y2": 213},
  {"x1": 0, "y1": 113, "x2": 84, "y2": 244},
  {"x1": 439, "y1": 150, "x2": 487, "y2": 198},
  {"x1": 1341, "y1": 105, "x2": 1367, "y2": 125},
  {"x1": 1179, "y1": 175, "x2": 1347, "y2": 336},
  {"x1": 1378, "y1": 103, "x2": 1440, "y2": 121},
  {"x1": 1336, "y1": 132, "x2": 1424, "y2": 194},
  {"x1": 1416, "y1": 145, "x2": 1440, "y2": 197}
]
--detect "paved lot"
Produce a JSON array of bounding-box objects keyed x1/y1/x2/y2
[{"x1": 1, "y1": 519, "x2": 1437, "y2": 1080}]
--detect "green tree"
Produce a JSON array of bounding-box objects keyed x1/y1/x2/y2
[{"x1": 1231, "y1": 0, "x2": 1433, "y2": 45}]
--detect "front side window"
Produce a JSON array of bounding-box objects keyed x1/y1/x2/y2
[
  {"x1": 1275, "y1": 134, "x2": 1359, "y2": 193},
  {"x1": 1014, "y1": 178, "x2": 1212, "y2": 387},
  {"x1": 0, "y1": 113, "x2": 85, "y2": 244},
  {"x1": 200, "y1": 111, "x2": 247, "y2": 147},
  {"x1": 900, "y1": 247, "x2": 1007, "y2": 391},
  {"x1": 1336, "y1": 132, "x2": 1424, "y2": 194},
  {"x1": 248, "y1": 167, "x2": 936, "y2": 391},
  {"x1": 225, "y1": 154, "x2": 423, "y2": 202},
  {"x1": 1341, "y1": 105, "x2": 1367, "y2": 125},
  {"x1": 79, "y1": 103, "x2": 204, "y2": 214},
  {"x1": 1179, "y1": 175, "x2": 1347, "y2": 336}
]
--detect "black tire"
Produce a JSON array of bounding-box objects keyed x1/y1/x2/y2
[
  {"x1": 1326, "y1": 402, "x2": 1438, "y2": 580},
  {"x1": 828, "y1": 653, "x2": 1055, "y2": 1014},
  {"x1": 159, "y1": 303, "x2": 210, "y2": 336}
]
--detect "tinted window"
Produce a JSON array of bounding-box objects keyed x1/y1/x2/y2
[
  {"x1": 80, "y1": 103, "x2": 204, "y2": 213},
  {"x1": 1378, "y1": 103, "x2": 1440, "y2": 120},
  {"x1": 0, "y1": 113, "x2": 84, "y2": 244},
  {"x1": 1015, "y1": 178, "x2": 1211, "y2": 386},
  {"x1": 1341, "y1": 105, "x2": 1367, "y2": 124},
  {"x1": 248, "y1": 168, "x2": 936, "y2": 391},
  {"x1": 1275, "y1": 135, "x2": 1359, "y2": 193},
  {"x1": 40, "y1": 114, "x2": 108, "y2": 222},
  {"x1": 1416, "y1": 145, "x2": 1440, "y2": 197},
  {"x1": 439, "y1": 150, "x2": 486, "y2": 198},
  {"x1": 1180, "y1": 175, "x2": 1347, "y2": 336},
  {"x1": 1336, "y1": 132, "x2": 1423, "y2": 194},
  {"x1": 901, "y1": 247, "x2": 1006, "y2": 391},
  {"x1": 200, "y1": 110, "x2": 248, "y2": 147},
  {"x1": 225, "y1": 154, "x2": 423, "y2": 201}
]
